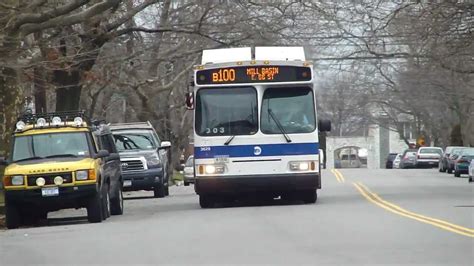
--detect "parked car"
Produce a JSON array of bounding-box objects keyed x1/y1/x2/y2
[
  {"x1": 453, "y1": 148, "x2": 474, "y2": 177},
  {"x1": 339, "y1": 154, "x2": 362, "y2": 168},
  {"x1": 416, "y1": 147, "x2": 443, "y2": 168},
  {"x1": 393, "y1": 154, "x2": 402, "y2": 169},
  {"x1": 183, "y1": 155, "x2": 195, "y2": 186},
  {"x1": 468, "y1": 158, "x2": 474, "y2": 183},
  {"x1": 447, "y1": 147, "x2": 468, "y2": 174},
  {"x1": 110, "y1": 122, "x2": 171, "y2": 198},
  {"x1": 385, "y1": 153, "x2": 399, "y2": 169},
  {"x1": 439, "y1": 146, "x2": 464, "y2": 172},
  {"x1": 400, "y1": 149, "x2": 418, "y2": 169}
]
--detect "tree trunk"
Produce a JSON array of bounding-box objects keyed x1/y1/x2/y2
[
  {"x1": 0, "y1": 66, "x2": 23, "y2": 157},
  {"x1": 34, "y1": 67, "x2": 47, "y2": 113},
  {"x1": 54, "y1": 70, "x2": 82, "y2": 111}
]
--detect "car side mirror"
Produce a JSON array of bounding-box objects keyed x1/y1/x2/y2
[
  {"x1": 95, "y1": 150, "x2": 110, "y2": 159},
  {"x1": 0, "y1": 157, "x2": 8, "y2": 166},
  {"x1": 107, "y1": 153, "x2": 120, "y2": 161},
  {"x1": 185, "y1": 92, "x2": 194, "y2": 110},
  {"x1": 159, "y1": 141, "x2": 172, "y2": 150},
  {"x1": 318, "y1": 119, "x2": 331, "y2": 132}
]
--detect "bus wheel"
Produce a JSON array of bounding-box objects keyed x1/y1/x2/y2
[
  {"x1": 199, "y1": 195, "x2": 214, "y2": 208},
  {"x1": 302, "y1": 190, "x2": 317, "y2": 204}
]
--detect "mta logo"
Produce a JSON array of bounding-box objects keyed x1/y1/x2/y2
[{"x1": 254, "y1": 146, "x2": 262, "y2": 156}]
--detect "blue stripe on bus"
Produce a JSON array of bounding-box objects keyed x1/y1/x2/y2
[{"x1": 194, "y1": 142, "x2": 319, "y2": 159}]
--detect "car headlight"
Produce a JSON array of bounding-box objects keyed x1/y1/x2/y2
[
  {"x1": 147, "y1": 156, "x2": 161, "y2": 167},
  {"x1": 76, "y1": 170, "x2": 89, "y2": 181},
  {"x1": 11, "y1": 175, "x2": 24, "y2": 186},
  {"x1": 289, "y1": 161, "x2": 315, "y2": 171},
  {"x1": 199, "y1": 164, "x2": 225, "y2": 175}
]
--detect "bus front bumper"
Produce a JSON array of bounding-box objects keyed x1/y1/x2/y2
[{"x1": 194, "y1": 173, "x2": 320, "y2": 195}]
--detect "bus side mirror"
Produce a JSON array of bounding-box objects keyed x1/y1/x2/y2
[
  {"x1": 319, "y1": 119, "x2": 331, "y2": 132},
  {"x1": 185, "y1": 92, "x2": 194, "y2": 110}
]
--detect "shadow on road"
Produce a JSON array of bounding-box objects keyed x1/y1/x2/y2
[{"x1": 124, "y1": 196, "x2": 155, "y2": 201}]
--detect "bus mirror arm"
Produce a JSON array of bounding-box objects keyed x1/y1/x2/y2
[{"x1": 185, "y1": 92, "x2": 194, "y2": 110}]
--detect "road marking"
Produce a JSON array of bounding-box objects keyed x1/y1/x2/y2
[
  {"x1": 353, "y1": 182, "x2": 474, "y2": 238},
  {"x1": 331, "y1": 169, "x2": 345, "y2": 183}
]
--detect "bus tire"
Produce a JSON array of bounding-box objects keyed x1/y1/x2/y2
[
  {"x1": 5, "y1": 201, "x2": 21, "y2": 229},
  {"x1": 199, "y1": 195, "x2": 214, "y2": 208},
  {"x1": 302, "y1": 190, "x2": 317, "y2": 204}
]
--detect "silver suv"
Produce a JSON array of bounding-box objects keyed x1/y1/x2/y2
[{"x1": 110, "y1": 122, "x2": 171, "y2": 198}]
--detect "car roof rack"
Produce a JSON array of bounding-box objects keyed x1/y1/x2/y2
[
  {"x1": 109, "y1": 121, "x2": 153, "y2": 130},
  {"x1": 18, "y1": 110, "x2": 89, "y2": 124}
]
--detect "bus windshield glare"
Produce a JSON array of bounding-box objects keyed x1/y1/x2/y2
[
  {"x1": 261, "y1": 87, "x2": 316, "y2": 134},
  {"x1": 196, "y1": 87, "x2": 258, "y2": 136}
]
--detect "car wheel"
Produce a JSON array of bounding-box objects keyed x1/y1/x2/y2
[
  {"x1": 87, "y1": 188, "x2": 104, "y2": 223},
  {"x1": 184, "y1": 181, "x2": 190, "y2": 186},
  {"x1": 454, "y1": 171, "x2": 461, "y2": 177},
  {"x1": 199, "y1": 195, "x2": 214, "y2": 208},
  {"x1": 302, "y1": 190, "x2": 317, "y2": 204},
  {"x1": 154, "y1": 184, "x2": 166, "y2": 198},
  {"x1": 164, "y1": 184, "x2": 169, "y2": 196},
  {"x1": 468, "y1": 177, "x2": 472, "y2": 183},
  {"x1": 447, "y1": 168, "x2": 453, "y2": 174},
  {"x1": 110, "y1": 182, "x2": 124, "y2": 215},
  {"x1": 5, "y1": 200, "x2": 21, "y2": 229},
  {"x1": 101, "y1": 183, "x2": 111, "y2": 219}
]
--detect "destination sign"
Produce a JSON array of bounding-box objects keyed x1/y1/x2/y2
[{"x1": 195, "y1": 65, "x2": 312, "y2": 85}]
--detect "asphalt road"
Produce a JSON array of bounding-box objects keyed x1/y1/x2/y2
[{"x1": 1, "y1": 168, "x2": 473, "y2": 265}]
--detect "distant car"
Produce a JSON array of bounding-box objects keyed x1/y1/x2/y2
[
  {"x1": 385, "y1": 153, "x2": 399, "y2": 169},
  {"x1": 339, "y1": 154, "x2": 362, "y2": 168},
  {"x1": 453, "y1": 148, "x2": 474, "y2": 177},
  {"x1": 439, "y1": 146, "x2": 464, "y2": 172},
  {"x1": 392, "y1": 154, "x2": 402, "y2": 169},
  {"x1": 416, "y1": 147, "x2": 443, "y2": 168},
  {"x1": 400, "y1": 149, "x2": 418, "y2": 169},
  {"x1": 468, "y1": 158, "x2": 474, "y2": 183},
  {"x1": 183, "y1": 156, "x2": 195, "y2": 186},
  {"x1": 447, "y1": 147, "x2": 468, "y2": 173}
]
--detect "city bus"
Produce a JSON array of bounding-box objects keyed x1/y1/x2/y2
[{"x1": 186, "y1": 47, "x2": 331, "y2": 208}]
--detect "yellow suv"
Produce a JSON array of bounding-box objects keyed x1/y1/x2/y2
[{"x1": 0, "y1": 111, "x2": 123, "y2": 229}]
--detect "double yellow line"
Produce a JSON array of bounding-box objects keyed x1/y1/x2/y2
[
  {"x1": 353, "y1": 182, "x2": 474, "y2": 238},
  {"x1": 331, "y1": 169, "x2": 345, "y2": 183}
]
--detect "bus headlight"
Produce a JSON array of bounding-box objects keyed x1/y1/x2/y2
[
  {"x1": 289, "y1": 161, "x2": 315, "y2": 171},
  {"x1": 199, "y1": 164, "x2": 225, "y2": 175},
  {"x1": 11, "y1": 175, "x2": 24, "y2": 186}
]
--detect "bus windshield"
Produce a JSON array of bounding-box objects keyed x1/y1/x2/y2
[
  {"x1": 196, "y1": 87, "x2": 258, "y2": 136},
  {"x1": 261, "y1": 87, "x2": 316, "y2": 134}
]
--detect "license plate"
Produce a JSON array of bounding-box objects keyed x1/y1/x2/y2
[
  {"x1": 123, "y1": 180, "x2": 132, "y2": 187},
  {"x1": 41, "y1": 187, "x2": 59, "y2": 197}
]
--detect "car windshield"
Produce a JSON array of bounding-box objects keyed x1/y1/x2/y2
[
  {"x1": 11, "y1": 132, "x2": 90, "y2": 162},
  {"x1": 185, "y1": 156, "x2": 194, "y2": 167},
  {"x1": 113, "y1": 130, "x2": 158, "y2": 151},
  {"x1": 420, "y1": 148, "x2": 442, "y2": 154},
  {"x1": 261, "y1": 87, "x2": 316, "y2": 134},
  {"x1": 196, "y1": 87, "x2": 258, "y2": 136},
  {"x1": 460, "y1": 148, "x2": 474, "y2": 156}
]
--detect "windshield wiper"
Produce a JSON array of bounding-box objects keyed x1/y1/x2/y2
[
  {"x1": 268, "y1": 109, "x2": 291, "y2": 143},
  {"x1": 13, "y1": 156, "x2": 45, "y2": 163},
  {"x1": 45, "y1": 154, "x2": 79, "y2": 159},
  {"x1": 224, "y1": 135, "x2": 235, "y2": 145}
]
